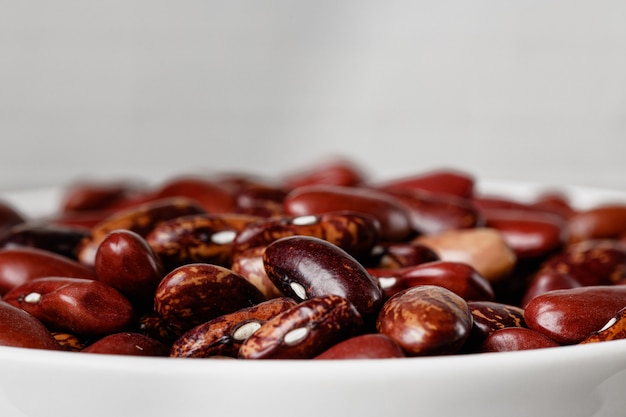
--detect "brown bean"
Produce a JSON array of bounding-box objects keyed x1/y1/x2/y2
[
  {"x1": 3, "y1": 277, "x2": 135, "y2": 336},
  {"x1": 480, "y1": 327, "x2": 560, "y2": 352},
  {"x1": 154, "y1": 263, "x2": 266, "y2": 335},
  {"x1": 82, "y1": 332, "x2": 169, "y2": 356},
  {"x1": 376, "y1": 285, "x2": 473, "y2": 356},
  {"x1": 77, "y1": 197, "x2": 206, "y2": 266},
  {"x1": 524, "y1": 285, "x2": 626, "y2": 344},
  {"x1": 568, "y1": 204, "x2": 626, "y2": 243},
  {"x1": 0, "y1": 300, "x2": 61, "y2": 350},
  {"x1": 170, "y1": 297, "x2": 298, "y2": 358},
  {"x1": 372, "y1": 242, "x2": 440, "y2": 269},
  {"x1": 239, "y1": 295, "x2": 363, "y2": 359},
  {"x1": 369, "y1": 261, "x2": 494, "y2": 302},
  {"x1": 467, "y1": 301, "x2": 526, "y2": 339},
  {"x1": 314, "y1": 333, "x2": 405, "y2": 359},
  {"x1": 0, "y1": 247, "x2": 96, "y2": 295},
  {"x1": 263, "y1": 235, "x2": 383, "y2": 319},
  {"x1": 94, "y1": 230, "x2": 164, "y2": 301},
  {"x1": 146, "y1": 213, "x2": 261, "y2": 271},
  {"x1": 283, "y1": 185, "x2": 413, "y2": 241}
]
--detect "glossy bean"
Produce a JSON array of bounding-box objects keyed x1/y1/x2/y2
[
  {"x1": 368, "y1": 261, "x2": 494, "y2": 301},
  {"x1": 524, "y1": 285, "x2": 626, "y2": 344},
  {"x1": 230, "y1": 246, "x2": 283, "y2": 299},
  {"x1": 170, "y1": 297, "x2": 298, "y2": 358},
  {"x1": 263, "y1": 235, "x2": 383, "y2": 319},
  {"x1": 0, "y1": 300, "x2": 61, "y2": 350},
  {"x1": 3, "y1": 277, "x2": 135, "y2": 336},
  {"x1": 154, "y1": 263, "x2": 266, "y2": 335},
  {"x1": 283, "y1": 185, "x2": 413, "y2": 241},
  {"x1": 82, "y1": 332, "x2": 169, "y2": 356},
  {"x1": 371, "y1": 242, "x2": 440, "y2": 269},
  {"x1": 314, "y1": 333, "x2": 405, "y2": 359},
  {"x1": 0, "y1": 247, "x2": 96, "y2": 295},
  {"x1": 480, "y1": 327, "x2": 560, "y2": 352},
  {"x1": 283, "y1": 158, "x2": 366, "y2": 188},
  {"x1": 568, "y1": 204, "x2": 626, "y2": 243},
  {"x1": 94, "y1": 230, "x2": 164, "y2": 301},
  {"x1": 375, "y1": 169, "x2": 475, "y2": 199},
  {"x1": 0, "y1": 223, "x2": 90, "y2": 260},
  {"x1": 376, "y1": 285, "x2": 473, "y2": 356},
  {"x1": 150, "y1": 176, "x2": 237, "y2": 214},
  {"x1": 239, "y1": 295, "x2": 363, "y2": 359},
  {"x1": 467, "y1": 301, "x2": 526, "y2": 340},
  {"x1": 580, "y1": 306, "x2": 626, "y2": 344}
]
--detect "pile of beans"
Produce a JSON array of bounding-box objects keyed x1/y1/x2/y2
[{"x1": 1, "y1": 159, "x2": 626, "y2": 359}]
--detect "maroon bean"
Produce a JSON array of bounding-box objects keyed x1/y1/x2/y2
[
  {"x1": 78, "y1": 197, "x2": 206, "y2": 266},
  {"x1": 568, "y1": 204, "x2": 626, "y2": 243},
  {"x1": 283, "y1": 159, "x2": 366, "y2": 188},
  {"x1": 375, "y1": 169, "x2": 475, "y2": 199},
  {"x1": 82, "y1": 332, "x2": 169, "y2": 356},
  {"x1": 239, "y1": 295, "x2": 363, "y2": 359},
  {"x1": 0, "y1": 201, "x2": 26, "y2": 233},
  {"x1": 314, "y1": 333, "x2": 405, "y2": 359},
  {"x1": 170, "y1": 297, "x2": 298, "y2": 358},
  {"x1": 524, "y1": 285, "x2": 626, "y2": 344},
  {"x1": 283, "y1": 185, "x2": 413, "y2": 241},
  {"x1": 467, "y1": 301, "x2": 526, "y2": 339},
  {"x1": 368, "y1": 261, "x2": 494, "y2": 301},
  {"x1": 154, "y1": 263, "x2": 266, "y2": 334},
  {"x1": 0, "y1": 247, "x2": 96, "y2": 295},
  {"x1": 263, "y1": 235, "x2": 383, "y2": 319},
  {"x1": 480, "y1": 327, "x2": 560, "y2": 352},
  {"x1": 146, "y1": 213, "x2": 261, "y2": 270},
  {"x1": 150, "y1": 176, "x2": 238, "y2": 214},
  {"x1": 0, "y1": 300, "x2": 61, "y2": 350},
  {"x1": 94, "y1": 230, "x2": 164, "y2": 301},
  {"x1": 521, "y1": 269, "x2": 582, "y2": 307},
  {"x1": 3, "y1": 277, "x2": 135, "y2": 336},
  {"x1": 376, "y1": 285, "x2": 473, "y2": 356},
  {"x1": 482, "y1": 209, "x2": 566, "y2": 259},
  {"x1": 61, "y1": 181, "x2": 144, "y2": 212},
  {"x1": 0, "y1": 223, "x2": 90, "y2": 260}
]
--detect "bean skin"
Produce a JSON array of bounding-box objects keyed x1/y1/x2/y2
[
  {"x1": 82, "y1": 332, "x2": 169, "y2": 356},
  {"x1": 263, "y1": 235, "x2": 383, "y2": 319},
  {"x1": 314, "y1": 333, "x2": 405, "y2": 359},
  {"x1": 480, "y1": 327, "x2": 560, "y2": 352},
  {"x1": 0, "y1": 300, "x2": 61, "y2": 350}
]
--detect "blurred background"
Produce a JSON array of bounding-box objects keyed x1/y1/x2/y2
[{"x1": 1, "y1": 1, "x2": 625, "y2": 191}]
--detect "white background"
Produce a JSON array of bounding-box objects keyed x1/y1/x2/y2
[{"x1": 1, "y1": 1, "x2": 625, "y2": 192}]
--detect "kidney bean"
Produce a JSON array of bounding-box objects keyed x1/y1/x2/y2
[
  {"x1": 376, "y1": 285, "x2": 473, "y2": 356},
  {"x1": 480, "y1": 327, "x2": 560, "y2": 352},
  {"x1": 154, "y1": 263, "x2": 266, "y2": 335},
  {"x1": 482, "y1": 209, "x2": 566, "y2": 259},
  {"x1": 3, "y1": 277, "x2": 135, "y2": 336},
  {"x1": 232, "y1": 211, "x2": 379, "y2": 261},
  {"x1": 283, "y1": 185, "x2": 413, "y2": 241},
  {"x1": 371, "y1": 242, "x2": 440, "y2": 269},
  {"x1": 230, "y1": 246, "x2": 283, "y2": 299},
  {"x1": 0, "y1": 300, "x2": 61, "y2": 350},
  {"x1": 521, "y1": 269, "x2": 582, "y2": 307},
  {"x1": 170, "y1": 297, "x2": 298, "y2": 358},
  {"x1": 146, "y1": 213, "x2": 261, "y2": 271},
  {"x1": 239, "y1": 294, "x2": 363, "y2": 359},
  {"x1": 530, "y1": 191, "x2": 576, "y2": 219},
  {"x1": 467, "y1": 301, "x2": 526, "y2": 340},
  {"x1": 263, "y1": 235, "x2": 383, "y2": 319},
  {"x1": 538, "y1": 240, "x2": 626, "y2": 287},
  {"x1": 94, "y1": 230, "x2": 164, "y2": 302},
  {"x1": 580, "y1": 306, "x2": 626, "y2": 344},
  {"x1": 77, "y1": 197, "x2": 206, "y2": 267},
  {"x1": 377, "y1": 188, "x2": 483, "y2": 235},
  {"x1": 375, "y1": 169, "x2": 475, "y2": 199},
  {"x1": 0, "y1": 247, "x2": 96, "y2": 295},
  {"x1": 524, "y1": 285, "x2": 626, "y2": 344},
  {"x1": 413, "y1": 228, "x2": 517, "y2": 282},
  {"x1": 283, "y1": 158, "x2": 366, "y2": 188},
  {"x1": 138, "y1": 313, "x2": 181, "y2": 345},
  {"x1": 61, "y1": 181, "x2": 144, "y2": 212},
  {"x1": 0, "y1": 201, "x2": 25, "y2": 233},
  {"x1": 150, "y1": 176, "x2": 237, "y2": 214},
  {"x1": 82, "y1": 332, "x2": 169, "y2": 356},
  {"x1": 568, "y1": 204, "x2": 626, "y2": 243},
  {"x1": 314, "y1": 333, "x2": 405, "y2": 359},
  {"x1": 0, "y1": 222, "x2": 90, "y2": 260},
  {"x1": 217, "y1": 176, "x2": 288, "y2": 217},
  {"x1": 368, "y1": 261, "x2": 494, "y2": 302}
]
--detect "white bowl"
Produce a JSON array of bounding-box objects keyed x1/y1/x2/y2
[{"x1": 1, "y1": 180, "x2": 625, "y2": 417}]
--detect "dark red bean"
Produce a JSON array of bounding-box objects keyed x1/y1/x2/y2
[
  {"x1": 283, "y1": 159, "x2": 366, "y2": 188},
  {"x1": 375, "y1": 169, "x2": 475, "y2": 199},
  {"x1": 568, "y1": 204, "x2": 626, "y2": 243},
  {"x1": 82, "y1": 332, "x2": 169, "y2": 356},
  {"x1": 0, "y1": 223, "x2": 90, "y2": 260},
  {"x1": 0, "y1": 300, "x2": 61, "y2": 350},
  {"x1": 480, "y1": 327, "x2": 560, "y2": 352},
  {"x1": 314, "y1": 333, "x2": 405, "y2": 359}
]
